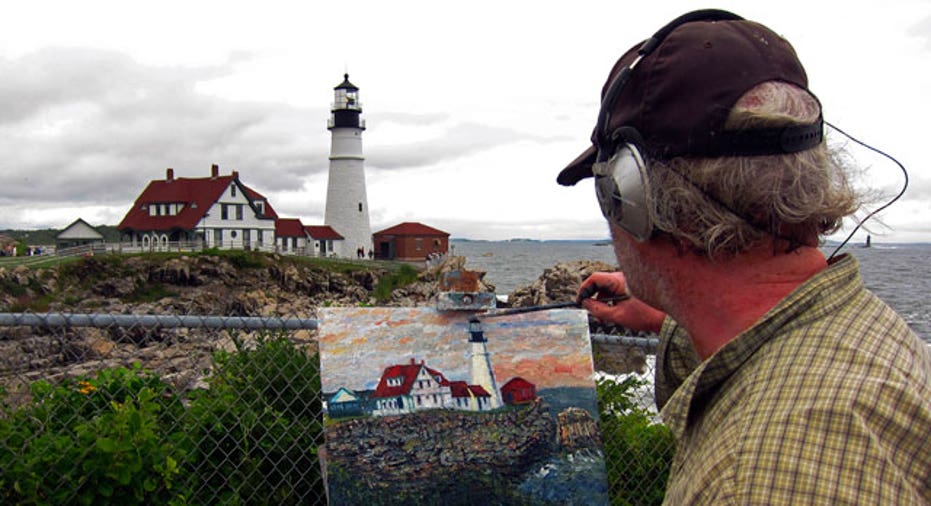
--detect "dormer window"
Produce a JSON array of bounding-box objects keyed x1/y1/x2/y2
[{"x1": 387, "y1": 376, "x2": 403, "y2": 387}]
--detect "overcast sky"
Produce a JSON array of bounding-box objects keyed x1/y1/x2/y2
[{"x1": 1, "y1": 1, "x2": 929, "y2": 241}]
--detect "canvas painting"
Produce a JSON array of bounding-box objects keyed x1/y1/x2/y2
[{"x1": 317, "y1": 306, "x2": 610, "y2": 505}]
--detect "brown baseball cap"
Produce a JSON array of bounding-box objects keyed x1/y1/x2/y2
[{"x1": 557, "y1": 13, "x2": 816, "y2": 186}]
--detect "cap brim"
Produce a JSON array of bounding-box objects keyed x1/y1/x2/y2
[{"x1": 557, "y1": 145, "x2": 597, "y2": 186}]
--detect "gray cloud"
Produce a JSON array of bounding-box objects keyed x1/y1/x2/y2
[
  {"x1": 0, "y1": 47, "x2": 560, "y2": 229},
  {"x1": 0, "y1": 47, "x2": 332, "y2": 217},
  {"x1": 909, "y1": 14, "x2": 931, "y2": 50},
  {"x1": 367, "y1": 122, "x2": 532, "y2": 170}
]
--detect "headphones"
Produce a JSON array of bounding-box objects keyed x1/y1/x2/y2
[{"x1": 593, "y1": 9, "x2": 822, "y2": 242}]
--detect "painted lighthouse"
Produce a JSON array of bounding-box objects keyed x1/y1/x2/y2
[
  {"x1": 468, "y1": 317, "x2": 502, "y2": 408},
  {"x1": 324, "y1": 74, "x2": 373, "y2": 258}
]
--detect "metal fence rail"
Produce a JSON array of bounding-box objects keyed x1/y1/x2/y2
[{"x1": 0, "y1": 311, "x2": 670, "y2": 505}]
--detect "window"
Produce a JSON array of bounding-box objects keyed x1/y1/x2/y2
[
  {"x1": 231, "y1": 185, "x2": 237, "y2": 197},
  {"x1": 221, "y1": 204, "x2": 229, "y2": 220},
  {"x1": 236, "y1": 204, "x2": 243, "y2": 220},
  {"x1": 257, "y1": 230, "x2": 263, "y2": 245},
  {"x1": 358, "y1": 202, "x2": 363, "y2": 212},
  {"x1": 387, "y1": 377, "x2": 402, "y2": 387},
  {"x1": 415, "y1": 238, "x2": 423, "y2": 251}
]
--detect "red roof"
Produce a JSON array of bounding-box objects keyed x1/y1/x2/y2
[
  {"x1": 305, "y1": 225, "x2": 344, "y2": 240},
  {"x1": 275, "y1": 218, "x2": 306, "y2": 237},
  {"x1": 243, "y1": 186, "x2": 278, "y2": 219},
  {"x1": 372, "y1": 359, "x2": 448, "y2": 399},
  {"x1": 449, "y1": 380, "x2": 491, "y2": 398},
  {"x1": 118, "y1": 172, "x2": 276, "y2": 232},
  {"x1": 449, "y1": 381, "x2": 471, "y2": 398},
  {"x1": 118, "y1": 175, "x2": 234, "y2": 232},
  {"x1": 501, "y1": 377, "x2": 535, "y2": 392},
  {"x1": 373, "y1": 222, "x2": 449, "y2": 237},
  {"x1": 469, "y1": 385, "x2": 491, "y2": 397}
]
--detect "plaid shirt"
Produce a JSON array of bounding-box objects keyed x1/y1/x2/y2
[{"x1": 655, "y1": 254, "x2": 931, "y2": 505}]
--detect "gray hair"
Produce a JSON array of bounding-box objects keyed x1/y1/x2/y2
[{"x1": 648, "y1": 82, "x2": 860, "y2": 258}]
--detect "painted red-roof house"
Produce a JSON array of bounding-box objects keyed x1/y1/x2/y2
[
  {"x1": 371, "y1": 358, "x2": 452, "y2": 416},
  {"x1": 373, "y1": 222, "x2": 449, "y2": 261},
  {"x1": 501, "y1": 377, "x2": 537, "y2": 406},
  {"x1": 449, "y1": 381, "x2": 493, "y2": 412},
  {"x1": 369, "y1": 358, "x2": 498, "y2": 416},
  {"x1": 118, "y1": 165, "x2": 276, "y2": 251}
]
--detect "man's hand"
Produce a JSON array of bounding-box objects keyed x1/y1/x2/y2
[{"x1": 577, "y1": 271, "x2": 666, "y2": 334}]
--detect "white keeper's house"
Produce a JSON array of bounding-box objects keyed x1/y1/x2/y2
[{"x1": 117, "y1": 164, "x2": 342, "y2": 255}]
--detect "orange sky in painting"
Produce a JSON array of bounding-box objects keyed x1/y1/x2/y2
[
  {"x1": 317, "y1": 307, "x2": 596, "y2": 393},
  {"x1": 492, "y1": 354, "x2": 594, "y2": 389}
]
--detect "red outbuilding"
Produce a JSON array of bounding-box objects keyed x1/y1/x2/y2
[
  {"x1": 501, "y1": 377, "x2": 537, "y2": 406},
  {"x1": 372, "y1": 222, "x2": 449, "y2": 261}
]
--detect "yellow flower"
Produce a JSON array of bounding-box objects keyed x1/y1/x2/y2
[{"x1": 77, "y1": 381, "x2": 97, "y2": 394}]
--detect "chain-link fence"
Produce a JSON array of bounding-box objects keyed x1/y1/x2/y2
[{"x1": 0, "y1": 311, "x2": 671, "y2": 505}]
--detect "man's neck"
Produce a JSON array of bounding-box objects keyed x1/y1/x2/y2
[{"x1": 660, "y1": 244, "x2": 828, "y2": 360}]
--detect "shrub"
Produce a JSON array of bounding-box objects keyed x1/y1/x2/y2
[
  {"x1": 0, "y1": 364, "x2": 189, "y2": 505},
  {"x1": 373, "y1": 263, "x2": 420, "y2": 302},
  {"x1": 183, "y1": 331, "x2": 324, "y2": 504},
  {"x1": 597, "y1": 376, "x2": 675, "y2": 506}
]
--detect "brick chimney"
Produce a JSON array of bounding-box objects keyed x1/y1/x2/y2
[
  {"x1": 166, "y1": 168, "x2": 174, "y2": 181},
  {"x1": 232, "y1": 170, "x2": 239, "y2": 179},
  {"x1": 211, "y1": 164, "x2": 219, "y2": 178}
]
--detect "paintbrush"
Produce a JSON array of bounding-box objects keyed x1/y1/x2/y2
[{"x1": 479, "y1": 294, "x2": 630, "y2": 318}]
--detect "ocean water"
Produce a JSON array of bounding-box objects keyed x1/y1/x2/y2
[{"x1": 451, "y1": 240, "x2": 931, "y2": 343}]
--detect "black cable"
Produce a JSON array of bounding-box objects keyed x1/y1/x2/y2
[{"x1": 825, "y1": 121, "x2": 909, "y2": 260}]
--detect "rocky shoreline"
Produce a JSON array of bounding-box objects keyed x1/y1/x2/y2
[{"x1": 0, "y1": 252, "x2": 648, "y2": 395}]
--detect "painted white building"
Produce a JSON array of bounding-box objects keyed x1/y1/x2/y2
[
  {"x1": 370, "y1": 358, "x2": 496, "y2": 417},
  {"x1": 324, "y1": 74, "x2": 373, "y2": 259}
]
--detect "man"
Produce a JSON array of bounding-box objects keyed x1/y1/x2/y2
[{"x1": 557, "y1": 9, "x2": 931, "y2": 505}]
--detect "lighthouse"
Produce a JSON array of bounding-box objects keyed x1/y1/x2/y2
[
  {"x1": 467, "y1": 317, "x2": 502, "y2": 408},
  {"x1": 324, "y1": 74, "x2": 372, "y2": 258}
]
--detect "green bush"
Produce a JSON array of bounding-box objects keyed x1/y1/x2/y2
[
  {"x1": 0, "y1": 364, "x2": 189, "y2": 505},
  {"x1": 183, "y1": 331, "x2": 324, "y2": 505},
  {"x1": 597, "y1": 376, "x2": 675, "y2": 506},
  {"x1": 373, "y1": 263, "x2": 420, "y2": 302},
  {"x1": 0, "y1": 335, "x2": 325, "y2": 505}
]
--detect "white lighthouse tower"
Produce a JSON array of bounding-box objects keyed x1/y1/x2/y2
[
  {"x1": 468, "y1": 317, "x2": 502, "y2": 408},
  {"x1": 324, "y1": 74, "x2": 372, "y2": 258}
]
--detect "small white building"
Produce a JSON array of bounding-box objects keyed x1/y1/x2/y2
[{"x1": 56, "y1": 218, "x2": 105, "y2": 251}]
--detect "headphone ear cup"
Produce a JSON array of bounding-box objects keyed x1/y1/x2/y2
[{"x1": 609, "y1": 143, "x2": 654, "y2": 241}]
